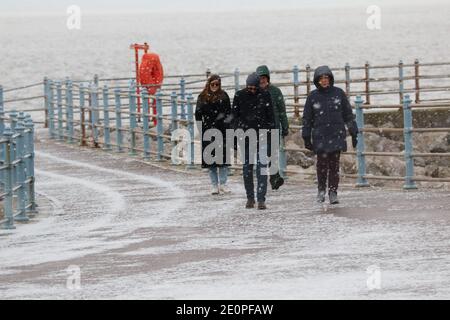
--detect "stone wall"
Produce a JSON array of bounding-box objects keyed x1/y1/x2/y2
[{"x1": 286, "y1": 108, "x2": 450, "y2": 182}]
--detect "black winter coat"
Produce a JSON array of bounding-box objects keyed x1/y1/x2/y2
[
  {"x1": 195, "y1": 92, "x2": 232, "y2": 168},
  {"x1": 232, "y1": 88, "x2": 276, "y2": 131},
  {"x1": 302, "y1": 66, "x2": 358, "y2": 154}
]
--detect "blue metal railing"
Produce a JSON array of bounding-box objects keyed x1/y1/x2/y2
[
  {"x1": 44, "y1": 80, "x2": 199, "y2": 169},
  {"x1": 354, "y1": 94, "x2": 450, "y2": 189},
  {"x1": 0, "y1": 86, "x2": 37, "y2": 230},
  {"x1": 43, "y1": 71, "x2": 450, "y2": 189}
]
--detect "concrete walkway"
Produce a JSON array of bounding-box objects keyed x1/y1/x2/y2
[{"x1": 1, "y1": 131, "x2": 450, "y2": 299}]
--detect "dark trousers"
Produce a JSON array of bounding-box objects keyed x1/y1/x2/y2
[
  {"x1": 242, "y1": 140, "x2": 268, "y2": 203},
  {"x1": 317, "y1": 151, "x2": 341, "y2": 193}
]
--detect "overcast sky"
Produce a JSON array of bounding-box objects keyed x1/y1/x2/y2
[{"x1": 0, "y1": 0, "x2": 447, "y2": 14}]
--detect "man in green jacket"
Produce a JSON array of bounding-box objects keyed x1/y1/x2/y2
[{"x1": 256, "y1": 65, "x2": 289, "y2": 189}]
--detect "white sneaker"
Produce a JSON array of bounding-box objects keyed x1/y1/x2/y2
[
  {"x1": 219, "y1": 185, "x2": 231, "y2": 194},
  {"x1": 211, "y1": 186, "x2": 220, "y2": 195}
]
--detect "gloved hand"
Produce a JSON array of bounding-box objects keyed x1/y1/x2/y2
[
  {"x1": 303, "y1": 136, "x2": 313, "y2": 151},
  {"x1": 282, "y1": 128, "x2": 289, "y2": 137},
  {"x1": 352, "y1": 135, "x2": 358, "y2": 149}
]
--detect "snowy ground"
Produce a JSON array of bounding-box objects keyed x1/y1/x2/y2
[{"x1": 0, "y1": 129, "x2": 450, "y2": 299}]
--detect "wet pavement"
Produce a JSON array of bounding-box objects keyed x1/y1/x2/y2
[{"x1": 1, "y1": 130, "x2": 449, "y2": 299}]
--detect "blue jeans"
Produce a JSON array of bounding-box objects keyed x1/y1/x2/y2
[{"x1": 209, "y1": 166, "x2": 228, "y2": 187}]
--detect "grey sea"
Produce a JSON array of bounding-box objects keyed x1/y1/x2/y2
[{"x1": 1, "y1": 3, "x2": 450, "y2": 87}]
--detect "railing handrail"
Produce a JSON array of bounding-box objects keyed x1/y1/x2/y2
[{"x1": 41, "y1": 76, "x2": 450, "y2": 190}]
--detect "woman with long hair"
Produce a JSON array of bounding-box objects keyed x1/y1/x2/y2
[{"x1": 195, "y1": 74, "x2": 232, "y2": 195}]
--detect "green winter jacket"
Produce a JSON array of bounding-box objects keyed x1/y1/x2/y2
[{"x1": 256, "y1": 65, "x2": 289, "y2": 134}]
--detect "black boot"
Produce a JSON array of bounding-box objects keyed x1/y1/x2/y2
[
  {"x1": 257, "y1": 202, "x2": 267, "y2": 210},
  {"x1": 246, "y1": 199, "x2": 255, "y2": 209},
  {"x1": 317, "y1": 190, "x2": 326, "y2": 203},
  {"x1": 329, "y1": 191, "x2": 339, "y2": 204}
]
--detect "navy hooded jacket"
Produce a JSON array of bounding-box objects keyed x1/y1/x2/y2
[{"x1": 302, "y1": 66, "x2": 358, "y2": 153}]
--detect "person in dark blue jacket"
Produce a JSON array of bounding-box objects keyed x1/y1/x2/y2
[{"x1": 302, "y1": 66, "x2": 358, "y2": 204}]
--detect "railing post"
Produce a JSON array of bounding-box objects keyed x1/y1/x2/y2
[
  {"x1": 156, "y1": 90, "x2": 164, "y2": 161},
  {"x1": 88, "y1": 82, "x2": 93, "y2": 132},
  {"x1": 398, "y1": 60, "x2": 404, "y2": 104},
  {"x1": 43, "y1": 77, "x2": 49, "y2": 128},
  {"x1": 24, "y1": 116, "x2": 36, "y2": 213},
  {"x1": 293, "y1": 65, "x2": 300, "y2": 119},
  {"x1": 18, "y1": 111, "x2": 26, "y2": 128},
  {"x1": 114, "y1": 88, "x2": 124, "y2": 153},
  {"x1": 66, "y1": 79, "x2": 74, "y2": 144},
  {"x1": 414, "y1": 59, "x2": 420, "y2": 103},
  {"x1": 8, "y1": 111, "x2": 18, "y2": 191},
  {"x1": 279, "y1": 130, "x2": 287, "y2": 179},
  {"x1": 170, "y1": 91, "x2": 178, "y2": 165},
  {"x1": 364, "y1": 62, "x2": 371, "y2": 105},
  {"x1": 364, "y1": 61, "x2": 370, "y2": 104},
  {"x1": 14, "y1": 115, "x2": 28, "y2": 222},
  {"x1": 206, "y1": 68, "x2": 211, "y2": 79},
  {"x1": 186, "y1": 93, "x2": 195, "y2": 169},
  {"x1": 9, "y1": 111, "x2": 18, "y2": 188},
  {"x1": 355, "y1": 96, "x2": 369, "y2": 187},
  {"x1": 48, "y1": 80, "x2": 56, "y2": 139},
  {"x1": 56, "y1": 81, "x2": 63, "y2": 140},
  {"x1": 93, "y1": 74, "x2": 100, "y2": 130},
  {"x1": 1, "y1": 128, "x2": 15, "y2": 230},
  {"x1": 305, "y1": 64, "x2": 311, "y2": 96},
  {"x1": 10, "y1": 110, "x2": 18, "y2": 131},
  {"x1": 79, "y1": 83, "x2": 87, "y2": 146},
  {"x1": 0, "y1": 86, "x2": 4, "y2": 184},
  {"x1": 90, "y1": 84, "x2": 100, "y2": 147},
  {"x1": 234, "y1": 68, "x2": 240, "y2": 93},
  {"x1": 102, "y1": 85, "x2": 112, "y2": 151},
  {"x1": 403, "y1": 95, "x2": 417, "y2": 190},
  {"x1": 142, "y1": 91, "x2": 151, "y2": 160},
  {"x1": 345, "y1": 63, "x2": 351, "y2": 97},
  {"x1": 128, "y1": 81, "x2": 137, "y2": 156},
  {"x1": 180, "y1": 78, "x2": 186, "y2": 120},
  {"x1": 0, "y1": 85, "x2": 4, "y2": 134},
  {"x1": 65, "y1": 78, "x2": 70, "y2": 142}
]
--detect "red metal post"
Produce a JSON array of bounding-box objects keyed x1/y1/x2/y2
[{"x1": 130, "y1": 42, "x2": 150, "y2": 122}]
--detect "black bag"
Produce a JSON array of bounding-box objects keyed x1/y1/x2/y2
[{"x1": 270, "y1": 173, "x2": 285, "y2": 190}]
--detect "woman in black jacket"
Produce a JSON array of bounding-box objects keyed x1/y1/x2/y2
[
  {"x1": 195, "y1": 74, "x2": 232, "y2": 195},
  {"x1": 302, "y1": 66, "x2": 358, "y2": 204}
]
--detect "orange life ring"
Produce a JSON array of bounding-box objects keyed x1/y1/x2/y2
[{"x1": 139, "y1": 52, "x2": 164, "y2": 95}]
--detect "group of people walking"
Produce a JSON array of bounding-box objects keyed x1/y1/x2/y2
[{"x1": 195, "y1": 65, "x2": 358, "y2": 210}]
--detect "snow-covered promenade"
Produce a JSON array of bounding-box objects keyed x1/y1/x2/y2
[{"x1": 1, "y1": 129, "x2": 450, "y2": 299}]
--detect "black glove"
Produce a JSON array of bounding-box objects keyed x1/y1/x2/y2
[
  {"x1": 303, "y1": 136, "x2": 313, "y2": 151},
  {"x1": 282, "y1": 128, "x2": 289, "y2": 137},
  {"x1": 352, "y1": 135, "x2": 358, "y2": 149}
]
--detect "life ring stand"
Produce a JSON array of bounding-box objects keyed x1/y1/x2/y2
[
  {"x1": 139, "y1": 52, "x2": 164, "y2": 95},
  {"x1": 130, "y1": 43, "x2": 164, "y2": 125}
]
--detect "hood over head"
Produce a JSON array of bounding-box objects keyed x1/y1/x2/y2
[
  {"x1": 313, "y1": 65, "x2": 334, "y2": 89},
  {"x1": 256, "y1": 65, "x2": 271, "y2": 81}
]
